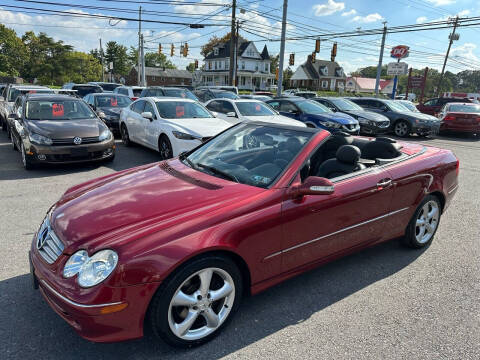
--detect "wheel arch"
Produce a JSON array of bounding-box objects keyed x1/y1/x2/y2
[{"x1": 428, "y1": 190, "x2": 446, "y2": 213}]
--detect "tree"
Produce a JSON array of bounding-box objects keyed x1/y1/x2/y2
[
  {"x1": 282, "y1": 67, "x2": 293, "y2": 87},
  {"x1": 186, "y1": 62, "x2": 196, "y2": 72},
  {"x1": 270, "y1": 54, "x2": 279, "y2": 74},
  {"x1": 61, "y1": 52, "x2": 102, "y2": 84},
  {"x1": 0, "y1": 25, "x2": 26, "y2": 77},
  {"x1": 105, "y1": 41, "x2": 130, "y2": 76},
  {"x1": 127, "y1": 47, "x2": 176, "y2": 69},
  {"x1": 200, "y1": 32, "x2": 247, "y2": 57}
]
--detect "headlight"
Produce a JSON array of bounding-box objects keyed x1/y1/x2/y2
[
  {"x1": 99, "y1": 129, "x2": 112, "y2": 141},
  {"x1": 172, "y1": 131, "x2": 200, "y2": 140},
  {"x1": 63, "y1": 249, "x2": 118, "y2": 288},
  {"x1": 356, "y1": 117, "x2": 369, "y2": 124},
  {"x1": 321, "y1": 121, "x2": 342, "y2": 129},
  {"x1": 29, "y1": 132, "x2": 53, "y2": 145}
]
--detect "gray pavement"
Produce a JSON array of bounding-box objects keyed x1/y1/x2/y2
[{"x1": 0, "y1": 130, "x2": 478, "y2": 360}]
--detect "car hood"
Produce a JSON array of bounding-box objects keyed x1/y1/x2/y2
[
  {"x1": 50, "y1": 160, "x2": 264, "y2": 253},
  {"x1": 99, "y1": 106, "x2": 124, "y2": 115},
  {"x1": 26, "y1": 118, "x2": 107, "y2": 138},
  {"x1": 242, "y1": 114, "x2": 306, "y2": 127},
  {"x1": 168, "y1": 117, "x2": 232, "y2": 137},
  {"x1": 397, "y1": 111, "x2": 438, "y2": 121},
  {"x1": 308, "y1": 112, "x2": 358, "y2": 124},
  {"x1": 342, "y1": 110, "x2": 389, "y2": 122}
]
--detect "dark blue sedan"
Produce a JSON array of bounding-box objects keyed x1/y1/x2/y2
[{"x1": 266, "y1": 97, "x2": 360, "y2": 134}]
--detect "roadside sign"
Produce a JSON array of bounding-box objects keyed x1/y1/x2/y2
[
  {"x1": 409, "y1": 76, "x2": 424, "y2": 89},
  {"x1": 387, "y1": 62, "x2": 408, "y2": 75},
  {"x1": 390, "y1": 45, "x2": 409, "y2": 59}
]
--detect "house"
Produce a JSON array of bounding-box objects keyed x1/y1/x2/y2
[
  {"x1": 290, "y1": 56, "x2": 346, "y2": 91},
  {"x1": 200, "y1": 40, "x2": 275, "y2": 91},
  {"x1": 126, "y1": 67, "x2": 193, "y2": 86},
  {"x1": 345, "y1": 77, "x2": 394, "y2": 94}
]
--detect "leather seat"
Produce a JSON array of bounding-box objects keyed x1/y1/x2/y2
[
  {"x1": 316, "y1": 145, "x2": 366, "y2": 179},
  {"x1": 362, "y1": 139, "x2": 402, "y2": 160}
]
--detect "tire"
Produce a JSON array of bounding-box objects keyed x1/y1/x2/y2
[
  {"x1": 393, "y1": 120, "x2": 411, "y2": 137},
  {"x1": 158, "y1": 135, "x2": 173, "y2": 160},
  {"x1": 120, "y1": 124, "x2": 131, "y2": 147},
  {"x1": 1, "y1": 118, "x2": 7, "y2": 132},
  {"x1": 21, "y1": 143, "x2": 34, "y2": 170},
  {"x1": 403, "y1": 195, "x2": 442, "y2": 248},
  {"x1": 148, "y1": 255, "x2": 243, "y2": 348},
  {"x1": 9, "y1": 129, "x2": 17, "y2": 151}
]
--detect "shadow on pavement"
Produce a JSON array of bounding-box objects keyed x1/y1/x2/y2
[{"x1": 0, "y1": 239, "x2": 427, "y2": 360}]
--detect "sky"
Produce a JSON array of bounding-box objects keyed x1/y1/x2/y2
[{"x1": 1, "y1": 0, "x2": 480, "y2": 75}]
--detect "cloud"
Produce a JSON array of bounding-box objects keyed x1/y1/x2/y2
[
  {"x1": 416, "y1": 16, "x2": 428, "y2": 23},
  {"x1": 312, "y1": 0, "x2": 345, "y2": 17},
  {"x1": 174, "y1": 0, "x2": 229, "y2": 16},
  {"x1": 457, "y1": 9, "x2": 470, "y2": 16},
  {"x1": 425, "y1": 0, "x2": 456, "y2": 6},
  {"x1": 450, "y1": 42, "x2": 480, "y2": 64},
  {"x1": 351, "y1": 13, "x2": 384, "y2": 23},
  {"x1": 341, "y1": 9, "x2": 357, "y2": 17}
]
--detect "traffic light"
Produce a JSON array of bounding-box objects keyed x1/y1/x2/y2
[
  {"x1": 315, "y1": 39, "x2": 320, "y2": 53},
  {"x1": 275, "y1": 68, "x2": 279, "y2": 80},
  {"x1": 331, "y1": 42, "x2": 337, "y2": 62},
  {"x1": 194, "y1": 59, "x2": 198, "y2": 69},
  {"x1": 158, "y1": 43, "x2": 162, "y2": 54},
  {"x1": 170, "y1": 44, "x2": 174, "y2": 57},
  {"x1": 311, "y1": 52, "x2": 316, "y2": 62},
  {"x1": 183, "y1": 42, "x2": 189, "y2": 57},
  {"x1": 289, "y1": 53, "x2": 295, "y2": 66}
]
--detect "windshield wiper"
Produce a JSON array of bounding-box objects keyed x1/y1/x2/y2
[
  {"x1": 197, "y1": 163, "x2": 239, "y2": 183},
  {"x1": 182, "y1": 157, "x2": 196, "y2": 169}
]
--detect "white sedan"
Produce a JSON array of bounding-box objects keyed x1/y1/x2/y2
[
  {"x1": 119, "y1": 97, "x2": 232, "y2": 159},
  {"x1": 204, "y1": 99, "x2": 306, "y2": 127}
]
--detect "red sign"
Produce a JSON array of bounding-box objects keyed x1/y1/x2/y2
[
  {"x1": 408, "y1": 76, "x2": 424, "y2": 89},
  {"x1": 176, "y1": 106, "x2": 185, "y2": 117},
  {"x1": 52, "y1": 104, "x2": 64, "y2": 117},
  {"x1": 391, "y1": 45, "x2": 409, "y2": 59},
  {"x1": 110, "y1": 97, "x2": 118, "y2": 106}
]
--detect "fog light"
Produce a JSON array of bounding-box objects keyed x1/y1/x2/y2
[
  {"x1": 37, "y1": 154, "x2": 46, "y2": 161},
  {"x1": 103, "y1": 149, "x2": 113, "y2": 156}
]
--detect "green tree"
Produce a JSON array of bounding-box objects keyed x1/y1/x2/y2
[
  {"x1": 128, "y1": 47, "x2": 176, "y2": 69},
  {"x1": 105, "y1": 41, "x2": 130, "y2": 76},
  {"x1": 62, "y1": 52, "x2": 102, "y2": 84},
  {"x1": 270, "y1": 54, "x2": 279, "y2": 74},
  {"x1": 200, "y1": 32, "x2": 247, "y2": 57},
  {"x1": 186, "y1": 62, "x2": 196, "y2": 72},
  {"x1": 0, "y1": 25, "x2": 26, "y2": 77}
]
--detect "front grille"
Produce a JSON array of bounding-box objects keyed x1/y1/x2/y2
[
  {"x1": 36, "y1": 217, "x2": 64, "y2": 264},
  {"x1": 342, "y1": 124, "x2": 358, "y2": 131},
  {"x1": 46, "y1": 151, "x2": 104, "y2": 162},
  {"x1": 51, "y1": 136, "x2": 100, "y2": 146}
]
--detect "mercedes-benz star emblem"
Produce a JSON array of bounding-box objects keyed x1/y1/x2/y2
[{"x1": 73, "y1": 137, "x2": 82, "y2": 145}]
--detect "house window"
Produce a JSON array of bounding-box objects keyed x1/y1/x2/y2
[
  {"x1": 225, "y1": 60, "x2": 229, "y2": 70},
  {"x1": 152, "y1": 76, "x2": 155, "y2": 81},
  {"x1": 255, "y1": 62, "x2": 259, "y2": 71},
  {"x1": 209, "y1": 61, "x2": 212, "y2": 70},
  {"x1": 215, "y1": 61, "x2": 218, "y2": 70},
  {"x1": 241, "y1": 61, "x2": 245, "y2": 70},
  {"x1": 241, "y1": 77, "x2": 246, "y2": 86},
  {"x1": 321, "y1": 80, "x2": 329, "y2": 89},
  {"x1": 264, "y1": 63, "x2": 268, "y2": 72},
  {"x1": 224, "y1": 76, "x2": 228, "y2": 84},
  {"x1": 214, "y1": 48, "x2": 219, "y2": 55}
]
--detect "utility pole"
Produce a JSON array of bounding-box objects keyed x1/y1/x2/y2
[
  {"x1": 138, "y1": 6, "x2": 142, "y2": 86},
  {"x1": 99, "y1": 38, "x2": 105, "y2": 82},
  {"x1": 277, "y1": 0, "x2": 288, "y2": 97},
  {"x1": 229, "y1": 0, "x2": 237, "y2": 86},
  {"x1": 233, "y1": 20, "x2": 240, "y2": 88},
  {"x1": 141, "y1": 34, "x2": 146, "y2": 86},
  {"x1": 374, "y1": 22, "x2": 387, "y2": 97},
  {"x1": 437, "y1": 16, "x2": 459, "y2": 97}
]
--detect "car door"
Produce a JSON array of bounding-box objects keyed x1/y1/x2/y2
[
  {"x1": 418, "y1": 98, "x2": 438, "y2": 115},
  {"x1": 280, "y1": 161, "x2": 395, "y2": 272},
  {"x1": 128, "y1": 100, "x2": 146, "y2": 143},
  {"x1": 142, "y1": 100, "x2": 161, "y2": 149},
  {"x1": 279, "y1": 101, "x2": 301, "y2": 120}
]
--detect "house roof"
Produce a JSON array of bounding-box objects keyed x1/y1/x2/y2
[
  {"x1": 204, "y1": 41, "x2": 270, "y2": 60},
  {"x1": 134, "y1": 66, "x2": 192, "y2": 79},
  {"x1": 292, "y1": 57, "x2": 345, "y2": 80}
]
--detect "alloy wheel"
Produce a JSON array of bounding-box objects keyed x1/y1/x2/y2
[
  {"x1": 167, "y1": 267, "x2": 235, "y2": 341},
  {"x1": 159, "y1": 137, "x2": 173, "y2": 159},
  {"x1": 121, "y1": 125, "x2": 130, "y2": 145},
  {"x1": 415, "y1": 200, "x2": 440, "y2": 244},
  {"x1": 394, "y1": 121, "x2": 409, "y2": 137}
]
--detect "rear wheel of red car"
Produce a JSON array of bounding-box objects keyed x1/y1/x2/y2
[
  {"x1": 149, "y1": 256, "x2": 243, "y2": 348},
  {"x1": 158, "y1": 135, "x2": 173, "y2": 160},
  {"x1": 403, "y1": 195, "x2": 442, "y2": 248},
  {"x1": 121, "y1": 124, "x2": 131, "y2": 147},
  {"x1": 394, "y1": 120, "x2": 411, "y2": 137}
]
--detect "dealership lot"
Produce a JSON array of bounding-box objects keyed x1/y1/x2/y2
[{"x1": 0, "y1": 130, "x2": 478, "y2": 359}]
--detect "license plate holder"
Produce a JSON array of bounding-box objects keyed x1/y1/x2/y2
[{"x1": 70, "y1": 147, "x2": 88, "y2": 157}]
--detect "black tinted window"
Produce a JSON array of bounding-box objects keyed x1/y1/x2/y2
[{"x1": 132, "y1": 100, "x2": 145, "y2": 114}]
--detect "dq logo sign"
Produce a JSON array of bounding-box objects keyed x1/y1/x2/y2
[{"x1": 391, "y1": 45, "x2": 409, "y2": 59}]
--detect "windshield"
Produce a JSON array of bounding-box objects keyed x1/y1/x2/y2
[
  {"x1": 398, "y1": 101, "x2": 419, "y2": 112},
  {"x1": 297, "y1": 100, "x2": 331, "y2": 114},
  {"x1": 72, "y1": 86, "x2": 102, "y2": 97},
  {"x1": 163, "y1": 88, "x2": 198, "y2": 101},
  {"x1": 386, "y1": 100, "x2": 409, "y2": 112},
  {"x1": 95, "y1": 95, "x2": 132, "y2": 108},
  {"x1": 185, "y1": 123, "x2": 313, "y2": 188},
  {"x1": 329, "y1": 98, "x2": 363, "y2": 111},
  {"x1": 132, "y1": 88, "x2": 143, "y2": 97},
  {"x1": 449, "y1": 104, "x2": 480, "y2": 113},
  {"x1": 214, "y1": 91, "x2": 239, "y2": 100},
  {"x1": 26, "y1": 99, "x2": 97, "y2": 120},
  {"x1": 236, "y1": 102, "x2": 276, "y2": 116},
  {"x1": 156, "y1": 101, "x2": 213, "y2": 119},
  {"x1": 8, "y1": 89, "x2": 53, "y2": 102}
]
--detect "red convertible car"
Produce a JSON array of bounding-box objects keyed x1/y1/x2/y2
[{"x1": 30, "y1": 122, "x2": 459, "y2": 347}]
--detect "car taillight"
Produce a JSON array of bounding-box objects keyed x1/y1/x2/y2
[
  {"x1": 444, "y1": 115, "x2": 456, "y2": 121},
  {"x1": 131, "y1": 97, "x2": 138, "y2": 101},
  {"x1": 477, "y1": 116, "x2": 480, "y2": 123},
  {"x1": 456, "y1": 159, "x2": 460, "y2": 176}
]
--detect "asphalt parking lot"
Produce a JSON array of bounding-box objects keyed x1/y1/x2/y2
[{"x1": 0, "y1": 130, "x2": 479, "y2": 360}]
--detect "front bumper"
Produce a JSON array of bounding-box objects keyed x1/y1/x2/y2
[
  {"x1": 25, "y1": 138, "x2": 115, "y2": 164},
  {"x1": 359, "y1": 123, "x2": 390, "y2": 135},
  {"x1": 440, "y1": 122, "x2": 480, "y2": 133},
  {"x1": 412, "y1": 122, "x2": 440, "y2": 135},
  {"x1": 30, "y1": 247, "x2": 160, "y2": 342}
]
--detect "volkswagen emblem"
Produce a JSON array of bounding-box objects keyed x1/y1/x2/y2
[
  {"x1": 73, "y1": 137, "x2": 82, "y2": 145},
  {"x1": 37, "y1": 228, "x2": 48, "y2": 250}
]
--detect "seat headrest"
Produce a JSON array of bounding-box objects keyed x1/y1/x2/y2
[
  {"x1": 336, "y1": 145, "x2": 361, "y2": 164},
  {"x1": 285, "y1": 137, "x2": 302, "y2": 152}
]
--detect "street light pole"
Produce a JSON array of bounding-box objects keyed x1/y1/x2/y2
[
  {"x1": 374, "y1": 22, "x2": 387, "y2": 97},
  {"x1": 229, "y1": 0, "x2": 236, "y2": 86},
  {"x1": 277, "y1": 0, "x2": 288, "y2": 97},
  {"x1": 138, "y1": 6, "x2": 142, "y2": 86},
  {"x1": 436, "y1": 16, "x2": 459, "y2": 97}
]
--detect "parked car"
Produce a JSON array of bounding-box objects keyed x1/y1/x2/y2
[
  {"x1": 438, "y1": 102, "x2": 480, "y2": 135},
  {"x1": 193, "y1": 88, "x2": 239, "y2": 103},
  {"x1": 395, "y1": 93, "x2": 416, "y2": 101},
  {"x1": 252, "y1": 91, "x2": 274, "y2": 97},
  {"x1": 295, "y1": 91, "x2": 317, "y2": 99},
  {"x1": 205, "y1": 99, "x2": 305, "y2": 127},
  {"x1": 119, "y1": 97, "x2": 232, "y2": 159},
  {"x1": 62, "y1": 83, "x2": 103, "y2": 97},
  {"x1": 7, "y1": 94, "x2": 114, "y2": 169},
  {"x1": 113, "y1": 86, "x2": 145, "y2": 100},
  {"x1": 29, "y1": 121, "x2": 458, "y2": 346},
  {"x1": 239, "y1": 94, "x2": 272, "y2": 102},
  {"x1": 416, "y1": 97, "x2": 474, "y2": 116},
  {"x1": 0, "y1": 84, "x2": 54, "y2": 131},
  {"x1": 266, "y1": 97, "x2": 360, "y2": 134},
  {"x1": 83, "y1": 93, "x2": 132, "y2": 134},
  {"x1": 396, "y1": 100, "x2": 420, "y2": 112},
  {"x1": 139, "y1": 87, "x2": 198, "y2": 101},
  {"x1": 88, "y1": 82, "x2": 122, "y2": 93},
  {"x1": 196, "y1": 85, "x2": 239, "y2": 95},
  {"x1": 348, "y1": 97, "x2": 440, "y2": 137},
  {"x1": 53, "y1": 89, "x2": 80, "y2": 98},
  {"x1": 313, "y1": 97, "x2": 390, "y2": 135}
]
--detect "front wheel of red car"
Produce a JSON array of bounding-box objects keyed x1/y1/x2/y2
[
  {"x1": 148, "y1": 256, "x2": 243, "y2": 348},
  {"x1": 403, "y1": 195, "x2": 442, "y2": 248}
]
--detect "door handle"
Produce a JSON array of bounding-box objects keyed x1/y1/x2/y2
[{"x1": 377, "y1": 179, "x2": 392, "y2": 189}]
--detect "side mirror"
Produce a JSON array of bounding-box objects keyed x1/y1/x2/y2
[
  {"x1": 330, "y1": 107, "x2": 337, "y2": 112},
  {"x1": 226, "y1": 111, "x2": 237, "y2": 118},
  {"x1": 141, "y1": 111, "x2": 154, "y2": 120},
  {"x1": 97, "y1": 111, "x2": 106, "y2": 119},
  {"x1": 8, "y1": 113, "x2": 19, "y2": 120},
  {"x1": 288, "y1": 176, "x2": 335, "y2": 197},
  {"x1": 210, "y1": 111, "x2": 219, "y2": 117}
]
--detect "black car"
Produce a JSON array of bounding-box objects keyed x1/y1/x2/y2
[
  {"x1": 88, "y1": 82, "x2": 122, "y2": 93},
  {"x1": 83, "y1": 93, "x2": 132, "y2": 134},
  {"x1": 139, "y1": 87, "x2": 198, "y2": 101},
  {"x1": 62, "y1": 83, "x2": 103, "y2": 97},
  {"x1": 348, "y1": 97, "x2": 440, "y2": 137},
  {"x1": 193, "y1": 88, "x2": 239, "y2": 103},
  {"x1": 313, "y1": 97, "x2": 390, "y2": 135},
  {"x1": 295, "y1": 91, "x2": 317, "y2": 99}
]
